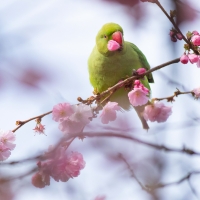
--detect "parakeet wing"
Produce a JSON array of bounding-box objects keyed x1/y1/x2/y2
[{"x1": 127, "y1": 42, "x2": 154, "y2": 83}]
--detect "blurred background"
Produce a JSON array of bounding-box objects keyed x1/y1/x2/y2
[{"x1": 1, "y1": 0, "x2": 200, "y2": 199}]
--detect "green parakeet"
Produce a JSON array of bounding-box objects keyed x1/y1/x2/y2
[{"x1": 88, "y1": 23, "x2": 154, "y2": 129}]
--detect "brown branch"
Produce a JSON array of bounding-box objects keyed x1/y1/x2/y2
[
  {"x1": 121, "y1": 153, "x2": 200, "y2": 193},
  {"x1": 79, "y1": 58, "x2": 180, "y2": 105},
  {"x1": 12, "y1": 111, "x2": 52, "y2": 133},
  {"x1": 12, "y1": 58, "x2": 180, "y2": 133},
  {"x1": 151, "y1": 171, "x2": 200, "y2": 190},
  {"x1": 153, "y1": 88, "x2": 194, "y2": 102},
  {"x1": 74, "y1": 132, "x2": 200, "y2": 156},
  {"x1": 119, "y1": 154, "x2": 150, "y2": 192},
  {"x1": 155, "y1": 1, "x2": 199, "y2": 54}
]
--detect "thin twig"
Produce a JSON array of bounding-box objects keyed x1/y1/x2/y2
[
  {"x1": 119, "y1": 153, "x2": 200, "y2": 193},
  {"x1": 12, "y1": 111, "x2": 52, "y2": 133},
  {"x1": 153, "y1": 89, "x2": 194, "y2": 102},
  {"x1": 152, "y1": 171, "x2": 200, "y2": 189},
  {"x1": 76, "y1": 132, "x2": 200, "y2": 156},
  {"x1": 155, "y1": 0, "x2": 199, "y2": 54},
  {"x1": 119, "y1": 154, "x2": 150, "y2": 192},
  {"x1": 188, "y1": 178, "x2": 200, "y2": 200}
]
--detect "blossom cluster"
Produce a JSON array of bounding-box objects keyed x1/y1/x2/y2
[
  {"x1": 0, "y1": 130, "x2": 16, "y2": 161},
  {"x1": 99, "y1": 78, "x2": 172, "y2": 125},
  {"x1": 32, "y1": 146, "x2": 85, "y2": 188},
  {"x1": 180, "y1": 31, "x2": 200, "y2": 67},
  {"x1": 52, "y1": 103, "x2": 93, "y2": 135},
  {"x1": 169, "y1": 30, "x2": 183, "y2": 42}
]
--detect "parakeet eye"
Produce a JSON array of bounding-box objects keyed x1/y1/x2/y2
[{"x1": 103, "y1": 35, "x2": 107, "y2": 39}]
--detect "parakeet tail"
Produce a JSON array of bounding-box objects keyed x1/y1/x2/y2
[{"x1": 133, "y1": 105, "x2": 149, "y2": 130}]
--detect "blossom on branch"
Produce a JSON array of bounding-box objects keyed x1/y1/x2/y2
[
  {"x1": 32, "y1": 146, "x2": 85, "y2": 188},
  {"x1": 52, "y1": 102, "x2": 74, "y2": 122},
  {"x1": 128, "y1": 80, "x2": 149, "y2": 107},
  {"x1": 136, "y1": 68, "x2": 146, "y2": 75},
  {"x1": 100, "y1": 101, "x2": 120, "y2": 124},
  {"x1": 33, "y1": 123, "x2": 45, "y2": 135},
  {"x1": 143, "y1": 101, "x2": 172, "y2": 123},
  {"x1": 53, "y1": 103, "x2": 93, "y2": 134},
  {"x1": 180, "y1": 53, "x2": 189, "y2": 64},
  {"x1": 0, "y1": 130, "x2": 16, "y2": 161}
]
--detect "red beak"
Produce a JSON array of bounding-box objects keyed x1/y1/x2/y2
[{"x1": 112, "y1": 31, "x2": 123, "y2": 45}]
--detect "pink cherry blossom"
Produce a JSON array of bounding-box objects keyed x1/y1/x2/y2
[
  {"x1": 137, "y1": 68, "x2": 146, "y2": 75},
  {"x1": 32, "y1": 146, "x2": 85, "y2": 187},
  {"x1": 107, "y1": 40, "x2": 120, "y2": 51},
  {"x1": 59, "y1": 104, "x2": 93, "y2": 134},
  {"x1": 143, "y1": 101, "x2": 172, "y2": 123},
  {"x1": 180, "y1": 54, "x2": 189, "y2": 64},
  {"x1": 192, "y1": 87, "x2": 200, "y2": 98},
  {"x1": 33, "y1": 124, "x2": 45, "y2": 135},
  {"x1": 70, "y1": 104, "x2": 92, "y2": 125},
  {"x1": 128, "y1": 88, "x2": 149, "y2": 106},
  {"x1": 51, "y1": 151, "x2": 85, "y2": 182},
  {"x1": 191, "y1": 35, "x2": 200, "y2": 46},
  {"x1": 0, "y1": 130, "x2": 16, "y2": 161},
  {"x1": 52, "y1": 103, "x2": 74, "y2": 122},
  {"x1": 0, "y1": 130, "x2": 16, "y2": 150},
  {"x1": 100, "y1": 101, "x2": 120, "y2": 124},
  {"x1": 0, "y1": 143, "x2": 11, "y2": 161},
  {"x1": 188, "y1": 53, "x2": 199, "y2": 63},
  {"x1": 59, "y1": 119, "x2": 83, "y2": 134}
]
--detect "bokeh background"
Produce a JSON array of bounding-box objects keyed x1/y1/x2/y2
[{"x1": 1, "y1": 0, "x2": 200, "y2": 199}]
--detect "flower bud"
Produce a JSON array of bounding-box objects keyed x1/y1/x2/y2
[
  {"x1": 188, "y1": 53, "x2": 199, "y2": 63},
  {"x1": 176, "y1": 33, "x2": 183, "y2": 40},
  {"x1": 191, "y1": 35, "x2": 200, "y2": 46},
  {"x1": 134, "y1": 80, "x2": 141, "y2": 85},
  {"x1": 180, "y1": 54, "x2": 189, "y2": 64},
  {"x1": 136, "y1": 68, "x2": 146, "y2": 75},
  {"x1": 171, "y1": 36, "x2": 177, "y2": 42},
  {"x1": 192, "y1": 31, "x2": 199, "y2": 35}
]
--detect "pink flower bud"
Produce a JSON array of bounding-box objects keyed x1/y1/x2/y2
[
  {"x1": 191, "y1": 35, "x2": 200, "y2": 46},
  {"x1": 188, "y1": 53, "x2": 199, "y2": 63},
  {"x1": 176, "y1": 33, "x2": 183, "y2": 40},
  {"x1": 170, "y1": 36, "x2": 177, "y2": 42},
  {"x1": 192, "y1": 31, "x2": 199, "y2": 35},
  {"x1": 169, "y1": 31, "x2": 175, "y2": 37},
  {"x1": 137, "y1": 68, "x2": 146, "y2": 75},
  {"x1": 134, "y1": 80, "x2": 141, "y2": 85},
  {"x1": 107, "y1": 40, "x2": 120, "y2": 51},
  {"x1": 180, "y1": 54, "x2": 189, "y2": 64}
]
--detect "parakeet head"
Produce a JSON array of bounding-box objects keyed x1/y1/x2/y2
[{"x1": 96, "y1": 22, "x2": 124, "y2": 55}]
